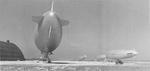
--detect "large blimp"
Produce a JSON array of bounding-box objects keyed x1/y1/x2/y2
[{"x1": 32, "y1": 0, "x2": 69, "y2": 63}]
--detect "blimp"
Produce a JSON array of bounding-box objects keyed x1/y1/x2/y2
[
  {"x1": 32, "y1": 0, "x2": 69, "y2": 63},
  {"x1": 96, "y1": 49, "x2": 138, "y2": 64}
]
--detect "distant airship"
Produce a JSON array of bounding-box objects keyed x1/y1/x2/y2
[
  {"x1": 96, "y1": 49, "x2": 138, "y2": 64},
  {"x1": 32, "y1": 0, "x2": 69, "y2": 63}
]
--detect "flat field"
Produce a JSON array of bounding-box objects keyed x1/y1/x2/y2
[{"x1": 0, "y1": 61, "x2": 150, "y2": 71}]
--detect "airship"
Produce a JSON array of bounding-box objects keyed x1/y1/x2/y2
[
  {"x1": 32, "y1": 0, "x2": 69, "y2": 63},
  {"x1": 96, "y1": 49, "x2": 138, "y2": 64}
]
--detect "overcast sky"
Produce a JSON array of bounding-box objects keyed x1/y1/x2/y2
[{"x1": 0, "y1": 0, "x2": 149, "y2": 60}]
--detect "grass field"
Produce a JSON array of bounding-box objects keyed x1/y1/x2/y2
[{"x1": 0, "y1": 61, "x2": 150, "y2": 71}]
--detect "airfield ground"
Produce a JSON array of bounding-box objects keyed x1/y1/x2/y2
[{"x1": 0, "y1": 61, "x2": 150, "y2": 71}]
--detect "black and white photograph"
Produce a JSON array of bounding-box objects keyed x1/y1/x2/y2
[{"x1": 0, "y1": 0, "x2": 149, "y2": 71}]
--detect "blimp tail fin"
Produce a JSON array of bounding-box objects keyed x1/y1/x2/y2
[
  {"x1": 50, "y1": 0, "x2": 54, "y2": 13},
  {"x1": 60, "y1": 19, "x2": 69, "y2": 26},
  {"x1": 32, "y1": 16, "x2": 44, "y2": 24}
]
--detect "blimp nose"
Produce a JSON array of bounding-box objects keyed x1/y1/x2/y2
[
  {"x1": 130, "y1": 51, "x2": 138, "y2": 55},
  {"x1": 49, "y1": 12, "x2": 55, "y2": 16},
  {"x1": 134, "y1": 51, "x2": 138, "y2": 55},
  {"x1": 127, "y1": 50, "x2": 138, "y2": 56}
]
